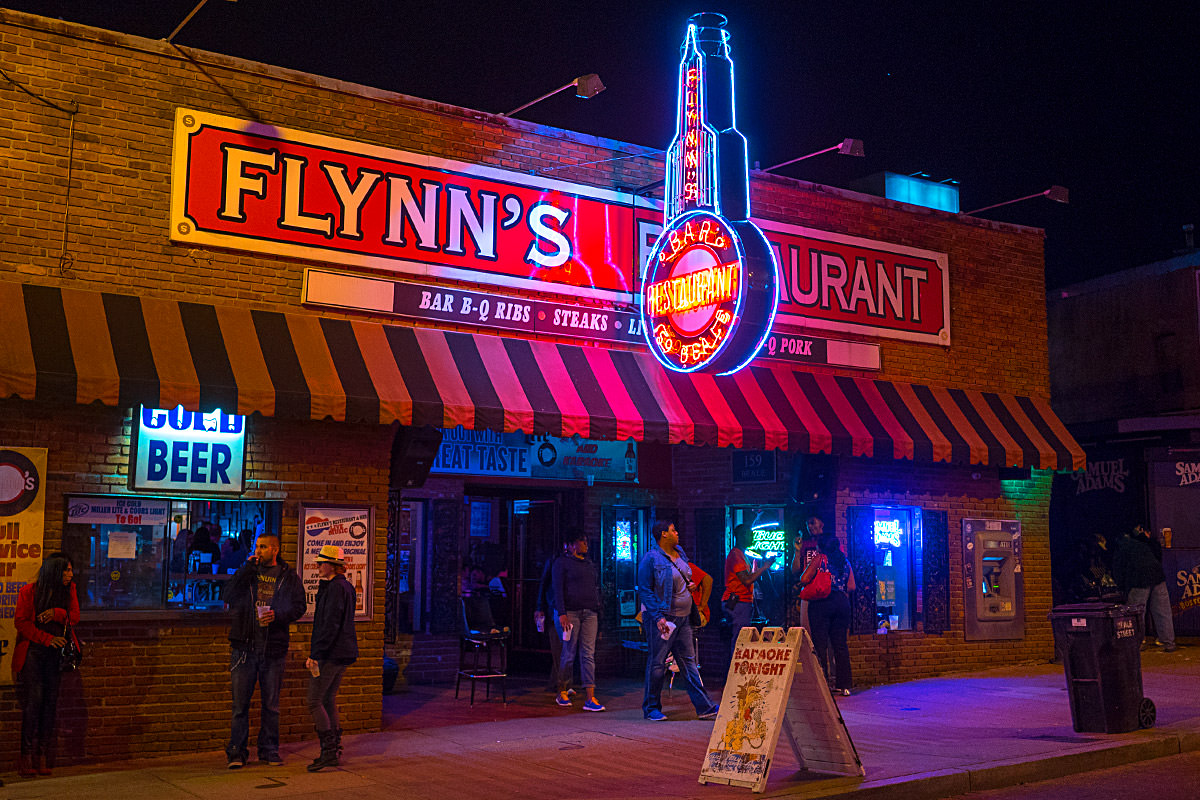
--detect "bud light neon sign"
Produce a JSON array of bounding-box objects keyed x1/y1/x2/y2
[
  {"x1": 131, "y1": 406, "x2": 246, "y2": 493},
  {"x1": 641, "y1": 13, "x2": 779, "y2": 375}
]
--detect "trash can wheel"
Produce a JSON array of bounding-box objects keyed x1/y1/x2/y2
[{"x1": 1138, "y1": 697, "x2": 1156, "y2": 729}]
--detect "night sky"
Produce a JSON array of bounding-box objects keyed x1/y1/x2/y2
[{"x1": 9, "y1": 0, "x2": 1200, "y2": 288}]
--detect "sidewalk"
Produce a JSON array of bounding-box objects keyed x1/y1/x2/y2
[{"x1": 4, "y1": 645, "x2": 1197, "y2": 800}]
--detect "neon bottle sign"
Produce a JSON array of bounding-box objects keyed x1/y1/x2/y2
[{"x1": 641, "y1": 13, "x2": 779, "y2": 375}]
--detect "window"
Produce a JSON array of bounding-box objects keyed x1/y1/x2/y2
[
  {"x1": 63, "y1": 495, "x2": 282, "y2": 611},
  {"x1": 869, "y1": 506, "x2": 921, "y2": 632},
  {"x1": 601, "y1": 506, "x2": 648, "y2": 628},
  {"x1": 846, "y1": 505, "x2": 926, "y2": 633}
]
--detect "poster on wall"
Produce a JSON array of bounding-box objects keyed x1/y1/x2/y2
[
  {"x1": 1164, "y1": 549, "x2": 1200, "y2": 637},
  {"x1": 0, "y1": 447, "x2": 48, "y2": 687},
  {"x1": 299, "y1": 504, "x2": 373, "y2": 622}
]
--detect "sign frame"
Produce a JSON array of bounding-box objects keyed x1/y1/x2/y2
[
  {"x1": 170, "y1": 107, "x2": 652, "y2": 306},
  {"x1": 0, "y1": 447, "x2": 48, "y2": 687},
  {"x1": 699, "y1": 626, "x2": 863, "y2": 792},
  {"x1": 299, "y1": 503, "x2": 374, "y2": 622},
  {"x1": 129, "y1": 405, "x2": 247, "y2": 495}
]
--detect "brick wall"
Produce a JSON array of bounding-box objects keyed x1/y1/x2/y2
[
  {"x1": 0, "y1": 6, "x2": 1059, "y2": 744},
  {"x1": 837, "y1": 459, "x2": 1055, "y2": 685},
  {"x1": 670, "y1": 445, "x2": 1055, "y2": 685},
  {"x1": 1, "y1": 9, "x2": 1050, "y2": 401},
  {"x1": 0, "y1": 398, "x2": 390, "y2": 765}
]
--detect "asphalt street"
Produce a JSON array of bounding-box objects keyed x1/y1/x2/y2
[{"x1": 946, "y1": 751, "x2": 1200, "y2": 800}]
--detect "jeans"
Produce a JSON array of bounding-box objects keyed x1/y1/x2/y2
[
  {"x1": 808, "y1": 590, "x2": 853, "y2": 691},
  {"x1": 727, "y1": 597, "x2": 754, "y2": 657},
  {"x1": 1128, "y1": 583, "x2": 1176, "y2": 648},
  {"x1": 642, "y1": 614, "x2": 715, "y2": 717},
  {"x1": 545, "y1": 609, "x2": 563, "y2": 689},
  {"x1": 228, "y1": 647, "x2": 285, "y2": 760},
  {"x1": 556, "y1": 609, "x2": 598, "y2": 691},
  {"x1": 19, "y1": 645, "x2": 62, "y2": 759},
  {"x1": 308, "y1": 661, "x2": 349, "y2": 732}
]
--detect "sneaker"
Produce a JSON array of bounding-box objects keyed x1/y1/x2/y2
[
  {"x1": 261, "y1": 754, "x2": 284, "y2": 766},
  {"x1": 1163, "y1": 645, "x2": 1178, "y2": 653},
  {"x1": 583, "y1": 698, "x2": 606, "y2": 712},
  {"x1": 645, "y1": 709, "x2": 668, "y2": 721},
  {"x1": 568, "y1": 688, "x2": 577, "y2": 696},
  {"x1": 555, "y1": 692, "x2": 572, "y2": 707},
  {"x1": 697, "y1": 707, "x2": 719, "y2": 721},
  {"x1": 227, "y1": 757, "x2": 245, "y2": 769}
]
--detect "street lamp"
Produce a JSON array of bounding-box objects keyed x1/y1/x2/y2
[
  {"x1": 504, "y1": 74, "x2": 606, "y2": 117},
  {"x1": 759, "y1": 138, "x2": 865, "y2": 173},
  {"x1": 965, "y1": 186, "x2": 1069, "y2": 216}
]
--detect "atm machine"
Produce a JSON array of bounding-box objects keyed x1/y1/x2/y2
[{"x1": 963, "y1": 519, "x2": 1025, "y2": 641}]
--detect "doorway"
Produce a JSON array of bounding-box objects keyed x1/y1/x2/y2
[{"x1": 462, "y1": 488, "x2": 581, "y2": 657}]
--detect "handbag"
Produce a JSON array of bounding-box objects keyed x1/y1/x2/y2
[
  {"x1": 59, "y1": 623, "x2": 83, "y2": 672},
  {"x1": 667, "y1": 555, "x2": 704, "y2": 627},
  {"x1": 798, "y1": 555, "x2": 833, "y2": 601}
]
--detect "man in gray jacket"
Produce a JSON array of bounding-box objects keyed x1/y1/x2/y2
[{"x1": 637, "y1": 520, "x2": 719, "y2": 722}]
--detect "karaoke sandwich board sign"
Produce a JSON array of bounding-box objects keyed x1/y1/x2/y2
[{"x1": 699, "y1": 625, "x2": 864, "y2": 792}]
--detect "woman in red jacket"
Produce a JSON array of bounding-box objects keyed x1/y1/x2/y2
[{"x1": 13, "y1": 553, "x2": 79, "y2": 778}]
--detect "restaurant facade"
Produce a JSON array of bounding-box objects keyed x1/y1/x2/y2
[{"x1": 0, "y1": 9, "x2": 1082, "y2": 766}]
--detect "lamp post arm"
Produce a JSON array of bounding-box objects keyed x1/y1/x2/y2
[
  {"x1": 504, "y1": 81, "x2": 578, "y2": 117},
  {"x1": 965, "y1": 191, "x2": 1046, "y2": 216},
  {"x1": 761, "y1": 144, "x2": 841, "y2": 173}
]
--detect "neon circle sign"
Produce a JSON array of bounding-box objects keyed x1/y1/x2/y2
[{"x1": 641, "y1": 13, "x2": 779, "y2": 375}]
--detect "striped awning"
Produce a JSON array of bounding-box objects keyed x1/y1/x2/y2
[{"x1": 0, "y1": 281, "x2": 1084, "y2": 470}]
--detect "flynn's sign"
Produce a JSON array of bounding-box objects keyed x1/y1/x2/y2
[{"x1": 170, "y1": 108, "x2": 950, "y2": 345}]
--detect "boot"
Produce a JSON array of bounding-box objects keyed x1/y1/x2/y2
[
  {"x1": 334, "y1": 727, "x2": 344, "y2": 761},
  {"x1": 18, "y1": 753, "x2": 36, "y2": 778},
  {"x1": 36, "y1": 749, "x2": 53, "y2": 776},
  {"x1": 306, "y1": 729, "x2": 338, "y2": 772}
]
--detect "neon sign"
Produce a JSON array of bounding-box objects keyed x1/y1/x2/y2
[
  {"x1": 131, "y1": 405, "x2": 246, "y2": 493},
  {"x1": 641, "y1": 13, "x2": 779, "y2": 374},
  {"x1": 874, "y1": 519, "x2": 904, "y2": 548},
  {"x1": 615, "y1": 520, "x2": 633, "y2": 562}
]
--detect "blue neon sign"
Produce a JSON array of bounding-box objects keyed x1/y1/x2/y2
[{"x1": 641, "y1": 13, "x2": 779, "y2": 375}]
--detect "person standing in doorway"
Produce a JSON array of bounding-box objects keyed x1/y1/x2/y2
[
  {"x1": 722, "y1": 523, "x2": 776, "y2": 651},
  {"x1": 1113, "y1": 525, "x2": 1177, "y2": 652},
  {"x1": 551, "y1": 530, "x2": 605, "y2": 711},
  {"x1": 306, "y1": 545, "x2": 359, "y2": 772},
  {"x1": 223, "y1": 532, "x2": 306, "y2": 769},
  {"x1": 637, "y1": 520, "x2": 719, "y2": 722},
  {"x1": 797, "y1": 532, "x2": 856, "y2": 695}
]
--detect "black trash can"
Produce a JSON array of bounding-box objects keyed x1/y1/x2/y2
[{"x1": 1048, "y1": 603, "x2": 1156, "y2": 733}]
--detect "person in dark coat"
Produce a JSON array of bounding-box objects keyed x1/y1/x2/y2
[
  {"x1": 306, "y1": 545, "x2": 359, "y2": 772},
  {"x1": 222, "y1": 532, "x2": 306, "y2": 768},
  {"x1": 1113, "y1": 526, "x2": 1177, "y2": 652}
]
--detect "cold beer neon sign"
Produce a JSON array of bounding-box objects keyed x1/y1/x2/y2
[{"x1": 641, "y1": 14, "x2": 779, "y2": 374}]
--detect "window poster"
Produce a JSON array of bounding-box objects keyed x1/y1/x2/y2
[
  {"x1": 299, "y1": 504, "x2": 373, "y2": 621},
  {"x1": 0, "y1": 447, "x2": 48, "y2": 687}
]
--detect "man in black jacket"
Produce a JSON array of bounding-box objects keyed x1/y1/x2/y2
[
  {"x1": 223, "y1": 532, "x2": 306, "y2": 769},
  {"x1": 306, "y1": 545, "x2": 359, "y2": 772}
]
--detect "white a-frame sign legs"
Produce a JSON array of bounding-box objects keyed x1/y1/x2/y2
[{"x1": 699, "y1": 626, "x2": 863, "y2": 792}]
